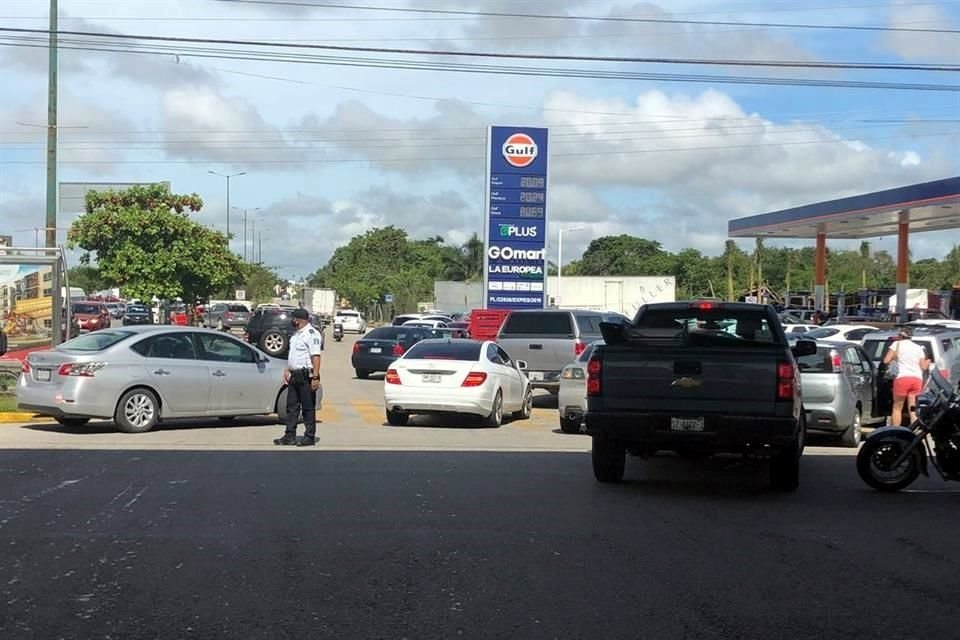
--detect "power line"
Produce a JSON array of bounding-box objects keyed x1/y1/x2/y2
[
  {"x1": 1, "y1": 27, "x2": 958, "y2": 71},
  {"x1": 3, "y1": 39, "x2": 958, "y2": 93},
  {"x1": 2, "y1": 122, "x2": 947, "y2": 150},
  {"x1": 216, "y1": 0, "x2": 960, "y2": 34},
  {"x1": 0, "y1": 130, "x2": 954, "y2": 165}
]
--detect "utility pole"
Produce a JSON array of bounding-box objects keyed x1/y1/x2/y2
[
  {"x1": 208, "y1": 170, "x2": 246, "y2": 242},
  {"x1": 258, "y1": 231, "x2": 263, "y2": 265},
  {"x1": 45, "y1": 0, "x2": 58, "y2": 249}
]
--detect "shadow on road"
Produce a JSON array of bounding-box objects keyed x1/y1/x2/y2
[{"x1": 1, "y1": 448, "x2": 958, "y2": 639}]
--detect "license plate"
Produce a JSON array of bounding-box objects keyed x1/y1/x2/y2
[
  {"x1": 36, "y1": 369, "x2": 51, "y2": 382},
  {"x1": 529, "y1": 372, "x2": 544, "y2": 381},
  {"x1": 369, "y1": 347, "x2": 382, "y2": 354},
  {"x1": 422, "y1": 374, "x2": 441, "y2": 383},
  {"x1": 671, "y1": 417, "x2": 704, "y2": 432}
]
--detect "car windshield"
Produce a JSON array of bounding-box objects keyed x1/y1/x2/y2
[
  {"x1": 126, "y1": 305, "x2": 148, "y2": 314},
  {"x1": 403, "y1": 341, "x2": 482, "y2": 360},
  {"x1": 72, "y1": 303, "x2": 100, "y2": 314},
  {"x1": 631, "y1": 308, "x2": 781, "y2": 345},
  {"x1": 365, "y1": 327, "x2": 399, "y2": 340},
  {"x1": 804, "y1": 328, "x2": 839, "y2": 340},
  {"x1": 500, "y1": 312, "x2": 573, "y2": 336},
  {"x1": 228, "y1": 305, "x2": 249, "y2": 312},
  {"x1": 57, "y1": 330, "x2": 135, "y2": 352},
  {"x1": 796, "y1": 346, "x2": 838, "y2": 373}
]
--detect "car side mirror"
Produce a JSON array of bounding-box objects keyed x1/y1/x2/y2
[
  {"x1": 516, "y1": 360, "x2": 528, "y2": 370},
  {"x1": 791, "y1": 339, "x2": 817, "y2": 357}
]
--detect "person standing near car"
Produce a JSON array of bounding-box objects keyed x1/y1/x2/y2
[
  {"x1": 274, "y1": 308, "x2": 322, "y2": 447},
  {"x1": 883, "y1": 327, "x2": 931, "y2": 427}
]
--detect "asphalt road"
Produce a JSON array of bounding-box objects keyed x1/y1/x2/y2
[{"x1": 2, "y1": 331, "x2": 959, "y2": 639}]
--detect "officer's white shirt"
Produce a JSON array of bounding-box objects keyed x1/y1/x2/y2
[{"x1": 287, "y1": 323, "x2": 323, "y2": 370}]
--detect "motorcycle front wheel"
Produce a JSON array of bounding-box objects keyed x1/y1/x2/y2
[{"x1": 856, "y1": 437, "x2": 921, "y2": 492}]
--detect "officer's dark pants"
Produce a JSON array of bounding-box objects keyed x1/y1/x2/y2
[{"x1": 284, "y1": 380, "x2": 317, "y2": 440}]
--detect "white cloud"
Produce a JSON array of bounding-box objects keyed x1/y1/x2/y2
[{"x1": 883, "y1": 5, "x2": 960, "y2": 62}]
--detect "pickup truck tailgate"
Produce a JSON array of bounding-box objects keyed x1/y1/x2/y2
[
  {"x1": 600, "y1": 344, "x2": 781, "y2": 415},
  {"x1": 499, "y1": 337, "x2": 576, "y2": 378}
]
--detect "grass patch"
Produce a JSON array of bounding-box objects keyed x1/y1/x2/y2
[{"x1": 0, "y1": 395, "x2": 20, "y2": 413}]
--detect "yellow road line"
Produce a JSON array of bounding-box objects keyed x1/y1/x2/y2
[
  {"x1": 316, "y1": 402, "x2": 342, "y2": 425},
  {"x1": 350, "y1": 400, "x2": 386, "y2": 427}
]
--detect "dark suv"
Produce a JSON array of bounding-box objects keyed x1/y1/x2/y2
[{"x1": 244, "y1": 308, "x2": 325, "y2": 358}]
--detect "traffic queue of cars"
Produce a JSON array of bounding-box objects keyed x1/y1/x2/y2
[{"x1": 16, "y1": 302, "x2": 960, "y2": 474}]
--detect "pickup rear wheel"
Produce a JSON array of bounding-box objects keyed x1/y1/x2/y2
[
  {"x1": 770, "y1": 437, "x2": 801, "y2": 492},
  {"x1": 559, "y1": 416, "x2": 581, "y2": 434},
  {"x1": 592, "y1": 436, "x2": 626, "y2": 483}
]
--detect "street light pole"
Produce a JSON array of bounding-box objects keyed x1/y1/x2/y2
[
  {"x1": 44, "y1": 0, "x2": 58, "y2": 249},
  {"x1": 557, "y1": 226, "x2": 585, "y2": 307},
  {"x1": 208, "y1": 170, "x2": 246, "y2": 242}
]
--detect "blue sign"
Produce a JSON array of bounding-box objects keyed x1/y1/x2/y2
[{"x1": 484, "y1": 126, "x2": 548, "y2": 309}]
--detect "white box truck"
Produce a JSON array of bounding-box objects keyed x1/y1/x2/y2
[
  {"x1": 302, "y1": 288, "x2": 337, "y2": 323},
  {"x1": 545, "y1": 276, "x2": 675, "y2": 318}
]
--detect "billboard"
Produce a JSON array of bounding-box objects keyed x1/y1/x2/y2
[{"x1": 483, "y1": 126, "x2": 549, "y2": 309}]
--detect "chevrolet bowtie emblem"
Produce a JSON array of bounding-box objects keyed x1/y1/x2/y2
[{"x1": 671, "y1": 377, "x2": 702, "y2": 389}]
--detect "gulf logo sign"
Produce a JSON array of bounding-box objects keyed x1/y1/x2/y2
[{"x1": 501, "y1": 133, "x2": 538, "y2": 168}]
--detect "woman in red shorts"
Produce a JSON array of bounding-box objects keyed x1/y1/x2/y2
[{"x1": 882, "y1": 327, "x2": 931, "y2": 426}]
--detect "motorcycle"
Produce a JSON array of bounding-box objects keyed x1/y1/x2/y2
[
  {"x1": 333, "y1": 322, "x2": 343, "y2": 342},
  {"x1": 857, "y1": 368, "x2": 960, "y2": 492}
]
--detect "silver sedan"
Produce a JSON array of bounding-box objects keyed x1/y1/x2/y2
[{"x1": 16, "y1": 326, "x2": 289, "y2": 433}]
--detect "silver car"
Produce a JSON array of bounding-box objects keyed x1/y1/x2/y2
[
  {"x1": 16, "y1": 326, "x2": 289, "y2": 433},
  {"x1": 557, "y1": 341, "x2": 602, "y2": 434},
  {"x1": 795, "y1": 340, "x2": 882, "y2": 447}
]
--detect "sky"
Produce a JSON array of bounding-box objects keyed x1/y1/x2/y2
[{"x1": 0, "y1": 0, "x2": 958, "y2": 280}]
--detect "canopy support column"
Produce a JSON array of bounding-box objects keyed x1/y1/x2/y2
[{"x1": 814, "y1": 230, "x2": 827, "y2": 312}]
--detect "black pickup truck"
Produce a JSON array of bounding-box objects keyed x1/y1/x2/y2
[{"x1": 584, "y1": 301, "x2": 817, "y2": 491}]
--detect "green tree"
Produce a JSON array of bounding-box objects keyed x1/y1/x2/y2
[
  {"x1": 67, "y1": 265, "x2": 109, "y2": 295},
  {"x1": 66, "y1": 184, "x2": 243, "y2": 302},
  {"x1": 577, "y1": 235, "x2": 673, "y2": 276}
]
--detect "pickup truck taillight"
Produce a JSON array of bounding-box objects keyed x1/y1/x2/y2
[
  {"x1": 574, "y1": 340, "x2": 587, "y2": 357},
  {"x1": 776, "y1": 361, "x2": 795, "y2": 401},
  {"x1": 587, "y1": 355, "x2": 602, "y2": 396}
]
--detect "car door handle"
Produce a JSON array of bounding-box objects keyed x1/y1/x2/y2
[
  {"x1": 153, "y1": 369, "x2": 170, "y2": 376},
  {"x1": 212, "y1": 370, "x2": 227, "y2": 377}
]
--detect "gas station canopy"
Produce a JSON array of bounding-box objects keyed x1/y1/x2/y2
[{"x1": 728, "y1": 176, "x2": 960, "y2": 239}]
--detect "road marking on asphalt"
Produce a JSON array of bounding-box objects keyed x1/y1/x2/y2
[
  {"x1": 350, "y1": 400, "x2": 386, "y2": 427},
  {"x1": 316, "y1": 402, "x2": 342, "y2": 424}
]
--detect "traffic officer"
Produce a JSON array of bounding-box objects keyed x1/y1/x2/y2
[{"x1": 274, "y1": 308, "x2": 323, "y2": 447}]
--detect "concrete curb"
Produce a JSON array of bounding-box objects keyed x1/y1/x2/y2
[{"x1": 0, "y1": 412, "x2": 51, "y2": 424}]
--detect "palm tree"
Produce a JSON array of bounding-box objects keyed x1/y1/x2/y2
[{"x1": 859, "y1": 241, "x2": 871, "y2": 289}]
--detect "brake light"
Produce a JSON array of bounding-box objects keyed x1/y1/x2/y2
[
  {"x1": 392, "y1": 343, "x2": 405, "y2": 356},
  {"x1": 776, "y1": 361, "x2": 795, "y2": 400},
  {"x1": 690, "y1": 301, "x2": 724, "y2": 311},
  {"x1": 352, "y1": 342, "x2": 361, "y2": 354},
  {"x1": 58, "y1": 362, "x2": 106, "y2": 377},
  {"x1": 831, "y1": 351, "x2": 843, "y2": 373},
  {"x1": 587, "y1": 355, "x2": 602, "y2": 396},
  {"x1": 574, "y1": 340, "x2": 586, "y2": 357},
  {"x1": 21, "y1": 360, "x2": 31, "y2": 374},
  {"x1": 462, "y1": 372, "x2": 488, "y2": 387},
  {"x1": 225, "y1": 312, "x2": 234, "y2": 320},
  {"x1": 385, "y1": 368, "x2": 401, "y2": 385}
]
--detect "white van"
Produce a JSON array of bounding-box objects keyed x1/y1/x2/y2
[{"x1": 334, "y1": 309, "x2": 366, "y2": 334}]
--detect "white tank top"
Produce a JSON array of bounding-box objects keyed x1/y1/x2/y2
[{"x1": 892, "y1": 339, "x2": 926, "y2": 379}]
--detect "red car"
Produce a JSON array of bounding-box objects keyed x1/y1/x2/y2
[{"x1": 71, "y1": 301, "x2": 112, "y2": 332}]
